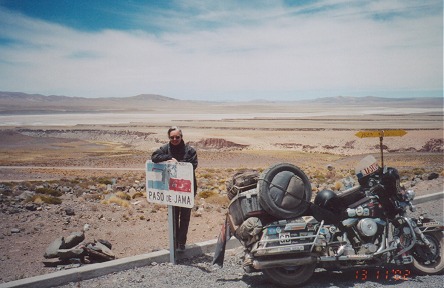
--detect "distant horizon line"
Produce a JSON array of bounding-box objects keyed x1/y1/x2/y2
[{"x1": 1, "y1": 91, "x2": 442, "y2": 102}]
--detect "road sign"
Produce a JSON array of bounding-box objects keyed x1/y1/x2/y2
[
  {"x1": 355, "y1": 129, "x2": 407, "y2": 169},
  {"x1": 146, "y1": 161, "x2": 195, "y2": 208},
  {"x1": 355, "y1": 130, "x2": 407, "y2": 138}
]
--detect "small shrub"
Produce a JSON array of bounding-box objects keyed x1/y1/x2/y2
[
  {"x1": 36, "y1": 187, "x2": 63, "y2": 197},
  {"x1": 333, "y1": 181, "x2": 343, "y2": 191},
  {"x1": 198, "y1": 190, "x2": 218, "y2": 199},
  {"x1": 116, "y1": 191, "x2": 131, "y2": 200},
  {"x1": 101, "y1": 196, "x2": 130, "y2": 208},
  {"x1": 412, "y1": 168, "x2": 426, "y2": 175},
  {"x1": 31, "y1": 195, "x2": 62, "y2": 205},
  {"x1": 132, "y1": 192, "x2": 145, "y2": 199},
  {"x1": 83, "y1": 193, "x2": 103, "y2": 202},
  {"x1": 98, "y1": 178, "x2": 113, "y2": 185},
  {"x1": 151, "y1": 204, "x2": 162, "y2": 213},
  {"x1": 0, "y1": 182, "x2": 13, "y2": 187},
  {"x1": 199, "y1": 173, "x2": 213, "y2": 179},
  {"x1": 204, "y1": 194, "x2": 230, "y2": 207}
]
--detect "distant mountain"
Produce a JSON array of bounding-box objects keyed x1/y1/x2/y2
[
  {"x1": 0, "y1": 92, "x2": 184, "y2": 113},
  {"x1": 128, "y1": 94, "x2": 179, "y2": 102},
  {"x1": 305, "y1": 95, "x2": 442, "y2": 107},
  {"x1": 0, "y1": 91, "x2": 441, "y2": 114}
]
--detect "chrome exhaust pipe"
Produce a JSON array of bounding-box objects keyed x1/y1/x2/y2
[{"x1": 252, "y1": 256, "x2": 317, "y2": 270}]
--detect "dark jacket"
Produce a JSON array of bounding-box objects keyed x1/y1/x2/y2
[
  {"x1": 151, "y1": 140, "x2": 198, "y2": 194},
  {"x1": 151, "y1": 140, "x2": 198, "y2": 170}
]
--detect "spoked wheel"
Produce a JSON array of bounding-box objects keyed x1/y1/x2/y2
[
  {"x1": 410, "y1": 231, "x2": 444, "y2": 275},
  {"x1": 262, "y1": 263, "x2": 316, "y2": 287}
]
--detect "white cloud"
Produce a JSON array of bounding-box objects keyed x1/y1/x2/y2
[{"x1": 0, "y1": 0, "x2": 442, "y2": 100}]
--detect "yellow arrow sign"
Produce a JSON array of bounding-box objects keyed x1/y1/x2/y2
[{"x1": 355, "y1": 130, "x2": 407, "y2": 138}]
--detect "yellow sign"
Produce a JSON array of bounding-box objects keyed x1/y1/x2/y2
[{"x1": 355, "y1": 130, "x2": 407, "y2": 138}]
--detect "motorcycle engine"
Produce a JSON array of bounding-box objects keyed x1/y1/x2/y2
[
  {"x1": 355, "y1": 218, "x2": 383, "y2": 255},
  {"x1": 356, "y1": 218, "x2": 378, "y2": 237}
]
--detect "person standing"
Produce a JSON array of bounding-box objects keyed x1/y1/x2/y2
[{"x1": 151, "y1": 126, "x2": 198, "y2": 251}]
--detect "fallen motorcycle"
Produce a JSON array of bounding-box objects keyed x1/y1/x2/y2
[{"x1": 213, "y1": 155, "x2": 443, "y2": 287}]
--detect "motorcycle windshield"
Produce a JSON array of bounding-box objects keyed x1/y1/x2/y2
[{"x1": 355, "y1": 155, "x2": 379, "y2": 180}]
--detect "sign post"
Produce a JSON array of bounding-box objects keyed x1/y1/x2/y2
[
  {"x1": 355, "y1": 130, "x2": 407, "y2": 168},
  {"x1": 146, "y1": 161, "x2": 195, "y2": 264}
]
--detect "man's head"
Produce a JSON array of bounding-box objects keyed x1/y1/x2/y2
[{"x1": 168, "y1": 126, "x2": 182, "y2": 146}]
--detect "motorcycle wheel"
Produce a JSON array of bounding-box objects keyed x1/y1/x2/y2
[
  {"x1": 262, "y1": 263, "x2": 315, "y2": 287},
  {"x1": 410, "y1": 231, "x2": 444, "y2": 275}
]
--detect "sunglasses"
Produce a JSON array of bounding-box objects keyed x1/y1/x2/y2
[{"x1": 169, "y1": 136, "x2": 181, "y2": 140}]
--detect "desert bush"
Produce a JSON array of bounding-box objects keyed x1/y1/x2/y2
[
  {"x1": 0, "y1": 182, "x2": 13, "y2": 187},
  {"x1": 333, "y1": 181, "x2": 343, "y2": 191},
  {"x1": 116, "y1": 191, "x2": 131, "y2": 200},
  {"x1": 412, "y1": 168, "x2": 426, "y2": 175},
  {"x1": 311, "y1": 170, "x2": 326, "y2": 183},
  {"x1": 97, "y1": 177, "x2": 113, "y2": 185},
  {"x1": 83, "y1": 193, "x2": 103, "y2": 202},
  {"x1": 36, "y1": 187, "x2": 63, "y2": 197},
  {"x1": 21, "y1": 181, "x2": 34, "y2": 189},
  {"x1": 199, "y1": 173, "x2": 213, "y2": 179},
  {"x1": 101, "y1": 196, "x2": 130, "y2": 208},
  {"x1": 132, "y1": 192, "x2": 145, "y2": 199},
  {"x1": 204, "y1": 194, "x2": 230, "y2": 207},
  {"x1": 197, "y1": 190, "x2": 219, "y2": 199},
  {"x1": 151, "y1": 204, "x2": 162, "y2": 213},
  {"x1": 31, "y1": 195, "x2": 62, "y2": 205}
]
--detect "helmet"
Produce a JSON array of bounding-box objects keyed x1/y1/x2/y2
[
  {"x1": 382, "y1": 167, "x2": 401, "y2": 196},
  {"x1": 314, "y1": 189, "x2": 338, "y2": 211}
]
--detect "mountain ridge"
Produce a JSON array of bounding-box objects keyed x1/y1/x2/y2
[{"x1": 0, "y1": 91, "x2": 441, "y2": 113}]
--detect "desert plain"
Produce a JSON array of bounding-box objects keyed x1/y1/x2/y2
[{"x1": 0, "y1": 99, "x2": 443, "y2": 283}]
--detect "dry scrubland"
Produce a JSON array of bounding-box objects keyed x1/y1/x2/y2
[{"x1": 0, "y1": 108, "x2": 443, "y2": 283}]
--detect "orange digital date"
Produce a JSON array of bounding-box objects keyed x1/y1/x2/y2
[{"x1": 355, "y1": 269, "x2": 411, "y2": 281}]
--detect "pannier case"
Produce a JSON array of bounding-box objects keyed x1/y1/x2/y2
[{"x1": 228, "y1": 189, "x2": 263, "y2": 226}]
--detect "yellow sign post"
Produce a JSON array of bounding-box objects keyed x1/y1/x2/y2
[
  {"x1": 355, "y1": 130, "x2": 407, "y2": 138},
  {"x1": 355, "y1": 129, "x2": 407, "y2": 168}
]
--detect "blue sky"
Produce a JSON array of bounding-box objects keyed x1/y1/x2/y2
[{"x1": 0, "y1": 0, "x2": 442, "y2": 100}]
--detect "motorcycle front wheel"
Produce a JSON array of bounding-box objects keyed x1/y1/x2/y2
[
  {"x1": 262, "y1": 263, "x2": 316, "y2": 287},
  {"x1": 410, "y1": 231, "x2": 444, "y2": 275}
]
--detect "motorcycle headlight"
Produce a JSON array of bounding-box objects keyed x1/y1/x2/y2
[{"x1": 404, "y1": 190, "x2": 415, "y2": 201}]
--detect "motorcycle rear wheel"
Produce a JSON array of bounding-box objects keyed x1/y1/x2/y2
[
  {"x1": 410, "y1": 231, "x2": 444, "y2": 275},
  {"x1": 262, "y1": 263, "x2": 316, "y2": 287}
]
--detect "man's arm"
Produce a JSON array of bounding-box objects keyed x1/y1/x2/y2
[{"x1": 151, "y1": 145, "x2": 172, "y2": 163}]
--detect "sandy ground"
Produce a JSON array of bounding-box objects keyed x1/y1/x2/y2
[{"x1": 0, "y1": 109, "x2": 443, "y2": 283}]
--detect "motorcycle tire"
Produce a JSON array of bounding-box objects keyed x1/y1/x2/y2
[
  {"x1": 262, "y1": 262, "x2": 316, "y2": 287},
  {"x1": 258, "y1": 163, "x2": 311, "y2": 219},
  {"x1": 410, "y1": 231, "x2": 444, "y2": 275}
]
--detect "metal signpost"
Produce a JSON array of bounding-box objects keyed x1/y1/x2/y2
[
  {"x1": 355, "y1": 130, "x2": 407, "y2": 168},
  {"x1": 146, "y1": 161, "x2": 195, "y2": 264}
]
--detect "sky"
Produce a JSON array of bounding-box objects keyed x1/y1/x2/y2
[{"x1": 0, "y1": 0, "x2": 442, "y2": 101}]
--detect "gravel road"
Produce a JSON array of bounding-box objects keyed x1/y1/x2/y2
[{"x1": 57, "y1": 200, "x2": 443, "y2": 288}]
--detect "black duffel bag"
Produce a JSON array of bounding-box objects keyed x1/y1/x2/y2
[
  {"x1": 258, "y1": 163, "x2": 312, "y2": 219},
  {"x1": 226, "y1": 169, "x2": 260, "y2": 200}
]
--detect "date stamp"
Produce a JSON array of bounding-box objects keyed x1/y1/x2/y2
[{"x1": 355, "y1": 269, "x2": 412, "y2": 281}]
